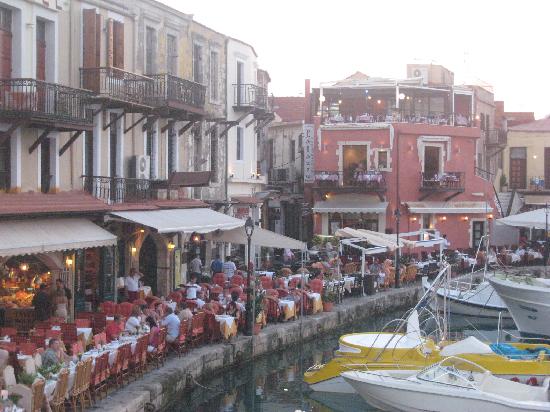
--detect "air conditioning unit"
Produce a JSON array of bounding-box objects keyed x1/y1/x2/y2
[
  {"x1": 411, "y1": 67, "x2": 429, "y2": 85},
  {"x1": 132, "y1": 155, "x2": 150, "y2": 179}
]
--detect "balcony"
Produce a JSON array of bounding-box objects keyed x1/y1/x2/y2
[
  {"x1": 0, "y1": 78, "x2": 92, "y2": 131},
  {"x1": 80, "y1": 67, "x2": 153, "y2": 109},
  {"x1": 82, "y1": 175, "x2": 168, "y2": 204},
  {"x1": 484, "y1": 129, "x2": 507, "y2": 146},
  {"x1": 322, "y1": 111, "x2": 473, "y2": 127},
  {"x1": 419, "y1": 171, "x2": 465, "y2": 201},
  {"x1": 233, "y1": 83, "x2": 269, "y2": 111},
  {"x1": 148, "y1": 74, "x2": 206, "y2": 118},
  {"x1": 314, "y1": 170, "x2": 387, "y2": 197}
]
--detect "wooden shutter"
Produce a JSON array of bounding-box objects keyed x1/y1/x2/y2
[
  {"x1": 0, "y1": 28, "x2": 12, "y2": 79},
  {"x1": 82, "y1": 9, "x2": 98, "y2": 69},
  {"x1": 36, "y1": 21, "x2": 46, "y2": 81},
  {"x1": 106, "y1": 18, "x2": 113, "y2": 67},
  {"x1": 113, "y1": 20, "x2": 124, "y2": 69}
]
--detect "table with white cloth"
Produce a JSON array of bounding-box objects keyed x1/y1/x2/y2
[
  {"x1": 528, "y1": 250, "x2": 543, "y2": 259},
  {"x1": 278, "y1": 298, "x2": 296, "y2": 321},
  {"x1": 256, "y1": 271, "x2": 274, "y2": 278},
  {"x1": 307, "y1": 292, "x2": 323, "y2": 313},
  {"x1": 165, "y1": 301, "x2": 177, "y2": 312},
  {"x1": 289, "y1": 273, "x2": 310, "y2": 283},
  {"x1": 51, "y1": 325, "x2": 93, "y2": 345},
  {"x1": 214, "y1": 315, "x2": 237, "y2": 340},
  {"x1": 315, "y1": 172, "x2": 339, "y2": 182},
  {"x1": 138, "y1": 286, "x2": 152, "y2": 299},
  {"x1": 355, "y1": 172, "x2": 382, "y2": 183},
  {"x1": 415, "y1": 260, "x2": 438, "y2": 269},
  {"x1": 81, "y1": 335, "x2": 138, "y2": 367},
  {"x1": 44, "y1": 364, "x2": 76, "y2": 400},
  {"x1": 342, "y1": 276, "x2": 355, "y2": 294}
]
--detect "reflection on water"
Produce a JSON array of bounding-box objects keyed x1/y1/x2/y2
[{"x1": 163, "y1": 311, "x2": 512, "y2": 412}]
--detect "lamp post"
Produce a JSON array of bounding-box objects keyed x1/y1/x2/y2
[{"x1": 244, "y1": 217, "x2": 255, "y2": 336}]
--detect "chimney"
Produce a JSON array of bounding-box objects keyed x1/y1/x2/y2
[{"x1": 304, "y1": 79, "x2": 311, "y2": 123}]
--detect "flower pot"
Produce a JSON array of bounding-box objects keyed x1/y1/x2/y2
[
  {"x1": 253, "y1": 323, "x2": 261, "y2": 335},
  {"x1": 323, "y1": 302, "x2": 334, "y2": 312}
]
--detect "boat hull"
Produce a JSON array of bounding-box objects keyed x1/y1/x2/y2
[{"x1": 489, "y1": 276, "x2": 550, "y2": 337}]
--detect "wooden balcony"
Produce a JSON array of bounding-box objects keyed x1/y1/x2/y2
[
  {"x1": 148, "y1": 74, "x2": 206, "y2": 119},
  {"x1": 80, "y1": 67, "x2": 154, "y2": 111},
  {"x1": 419, "y1": 171, "x2": 465, "y2": 201},
  {"x1": 0, "y1": 78, "x2": 92, "y2": 131}
]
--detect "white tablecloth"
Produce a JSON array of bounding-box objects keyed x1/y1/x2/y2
[
  {"x1": 139, "y1": 286, "x2": 152, "y2": 297},
  {"x1": 256, "y1": 271, "x2": 274, "y2": 278},
  {"x1": 343, "y1": 276, "x2": 355, "y2": 293},
  {"x1": 78, "y1": 328, "x2": 93, "y2": 343}
]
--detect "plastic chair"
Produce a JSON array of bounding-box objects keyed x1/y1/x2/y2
[
  {"x1": 75, "y1": 318, "x2": 91, "y2": 328},
  {"x1": 212, "y1": 272, "x2": 227, "y2": 287},
  {"x1": 231, "y1": 274, "x2": 245, "y2": 287}
]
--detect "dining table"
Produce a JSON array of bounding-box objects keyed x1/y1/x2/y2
[
  {"x1": 306, "y1": 292, "x2": 323, "y2": 314},
  {"x1": 214, "y1": 315, "x2": 237, "y2": 340},
  {"x1": 278, "y1": 298, "x2": 296, "y2": 321}
]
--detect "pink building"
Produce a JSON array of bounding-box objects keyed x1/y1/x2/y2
[{"x1": 306, "y1": 70, "x2": 495, "y2": 249}]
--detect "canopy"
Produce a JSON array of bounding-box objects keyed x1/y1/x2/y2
[
  {"x1": 440, "y1": 336, "x2": 493, "y2": 356},
  {"x1": 111, "y1": 208, "x2": 244, "y2": 234},
  {"x1": 406, "y1": 201, "x2": 492, "y2": 214},
  {"x1": 207, "y1": 226, "x2": 306, "y2": 250},
  {"x1": 336, "y1": 228, "x2": 417, "y2": 249},
  {"x1": 496, "y1": 208, "x2": 549, "y2": 229},
  {"x1": 0, "y1": 218, "x2": 117, "y2": 257},
  {"x1": 313, "y1": 194, "x2": 387, "y2": 214}
]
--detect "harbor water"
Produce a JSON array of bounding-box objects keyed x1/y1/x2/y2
[{"x1": 163, "y1": 309, "x2": 514, "y2": 412}]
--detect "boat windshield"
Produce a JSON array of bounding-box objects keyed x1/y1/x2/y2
[{"x1": 416, "y1": 357, "x2": 486, "y2": 389}]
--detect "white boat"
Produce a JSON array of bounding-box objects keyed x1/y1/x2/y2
[
  {"x1": 422, "y1": 275, "x2": 511, "y2": 319},
  {"x1": 342, "y1": 356, "x2": 550, "y2": 412},
  {"x1": 489, "y1": 274, "x2": 550, "y2": 338}
]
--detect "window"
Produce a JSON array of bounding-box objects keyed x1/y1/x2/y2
[
  {"x1": 84, "y1": 131, "x2": 94, "y2": 177},
  {"x1": 290, "y1": 140, "x2": 296, "y2": 162},
  {"x1": 236, "y1": 127, "x2": 244, "y2": 161},
  {"x1": 167, "y1": 126, "x2": 177, "y2": 175},
  {"x1": 193, "y1": 43, "x2": 203, "y2": 83},
  {"x1": 377, "y1": 150, "x2": 389, "y2": 169},
  {"x1": 145, "y1": 27, "x2": 156, "y2": 74},
  {"x1": 166, "y1": 34, "x2": 177, "y2": 76},
  {"x1": 0, "y1": 7, "x2": 12, "y2": 79},
  {"x1": 210, "y1": 50, "x2": 219, "y2": 101},
  {"x1": 210, "y1": 128, "x2": 219, "y2": 183}
]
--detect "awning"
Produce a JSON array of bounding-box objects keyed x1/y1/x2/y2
[
  {"x1": 313, "y1": 195, "x2": 387, "y2": 214},
  {"x1": 167, "y1": 171, "x2": 212, "y2": 187},
  {"x1": 336, "y1": 227, "x2": 444, "y2": 250},
  {"x1": 111, "y1": 208, "x2": 244, "y2": 234},
  {"x1": 496, "y1": 208, "x2": 549, "y2": 230},
  {"x1": 207, "y1": 226, "x2": 306, "y2": 250},
  {"x1": 0, "y1": 218, "x2": 117, "y2": 257},
  {"x1": 524, "y1": 195, "x2": 550, "y2": 206},
  {"x1": 405, "y1": 201, "x2": 492, "y2": 214}
]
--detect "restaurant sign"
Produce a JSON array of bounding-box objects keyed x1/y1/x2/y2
[{"x1": 303, "y1": 124, "x2": 314, "y2": 183}]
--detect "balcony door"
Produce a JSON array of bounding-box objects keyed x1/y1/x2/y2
[
  {"x1": 509, "y1": 147, "x2": 526, "y2": 189},
  {"x1": 342, "y1": 145, "x2": 368, "y2": 186},
  {"x1": 0, "y1": 138, "x2": 10, "y2": 191},
  {"x1": 472, "y1": 221, "x2": 485, "y2": 249},
  {"x1": 424, "y1": 146, "x2": 441, "y2": 179},
  {"x1": 0, "y1": 7, "x2": 12, "y2": 79},
  {"x1": 109, "y1": 113, "x2": 119, "y2": 201},
  {"x1": 145, "y1": 27, "x2": 156, "y2": 75},
  {"x1": 36, "y1": 20, "x2": 46, "y2": 81},
  {"x1": 40, "y1": 138, "x2": 51, "y2": 193},
  {"x1": 545, "y1": 148, "x2": 550, "y2": 190},
  {"x1": 236, "y1": 61, "x2": 244, "y2": 105}
]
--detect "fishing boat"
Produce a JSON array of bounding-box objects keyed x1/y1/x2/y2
[
  {"x1": 489, "y1": 273, "x2": 550, "y2": 338},
  {"x1": 422, "y1": 275, "x2": 511, "y2": 319},
  {"x1": 342, "y1": 357, "x2": 550, "y2": 412}
]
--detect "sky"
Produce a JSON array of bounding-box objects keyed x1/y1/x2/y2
[{"x1": 163, "y1": 0, "x2": 549, "y2": 118}]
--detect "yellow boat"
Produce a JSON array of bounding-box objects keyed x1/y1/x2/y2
[{"x1": 305, "y1": 316, "x2": 550, "y2": 394}]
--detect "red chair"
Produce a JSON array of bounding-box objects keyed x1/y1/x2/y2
[
  {"x1": 149, "y1": 327, "x2": 168, "y2": 366},
  {"x1": 190, "y1": 312, "x2": 205, "y2": 346},
  {"x1": 19, "y1": 342, "x2": 37, "y2": 355},
  {"x1": 186, "y1": 300, "x2": 198, "y2": 312},
  {"x1": 30, "y1": 335, "x2": 46, "y2": 349},
  {"x1": 45, "y1": 329, "x2": 62, "y2": 340},
  {"x1": 70, "y1": 341, "x2": 84, "y2": 356},
  {"x1": 93, "y1": 332, "x2": 107, "y2": 347},
  {"x1": 60, "y1": 323, "x2": 78, "y2": 345},
  {"x1": 168, "y1": 292, "x2": 183, "y2": 304},
  {"x1": 91, "y1": 351, "x2": 110, "y2": 401},
  {"x1": 213, "y1": 272, "x2": 227, "y2": 287},
  {"x1": 100, "y1": 301, "x2": 117, "y2": 316},
  {"x1": 264, "y1": 295, "x2": 281, "y2": 323},
  {"x1": 12, "y1": 334, "x2": 28, "y2": 345},
  {"x1": 260, "y1": 276, "x2": 273, "y2": 290},
  {"x1": 134, "y1": 299, "x2": 148, "y2": 306},
  {"x1": 288, "y1": 278, "x2": 301, "y2": 289},
  {"x1": 210, "y1": 285, "x2": 223, "y2": 301},
  {"x1": 116, "y1": 302, "x2": 134, "y2": 318},
  {"x1": 229, "y1": 286, "x2": 243, "y2": 296},
  {"x1": 169, "y1": 320, "x2": 189, "y2": 357},
  {"x1": 231, "y1": 273, "x2": 245, "y2": 287},
  {"x1": 0, "y1": 342, "x2": 16, "y2": 352},
  {"x1": 75, "y1": 318, "x2": 91, "y2": 328},
  {"x1": 0, "y1": 327, "x2": 17, "y2": 337},
  {"x1": 49, "y1": 317, "x2": 65, "y2": 326},
  {"x1": 204, "y1": 313, "x2": 222, "y2": 343},
  {"x1": 91, "y1": 313, "x2": 107, "y2": 334},
  {"x1": 309, "y1": 278, "x2": 324, "y2": 294},
  {"x1": 275, "y1": 278, "x2": 286, "y2": 289}
]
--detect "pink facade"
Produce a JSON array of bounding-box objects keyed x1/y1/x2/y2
[{"x1": 309, "y1": 120, "x2": 495, "y2": 249}]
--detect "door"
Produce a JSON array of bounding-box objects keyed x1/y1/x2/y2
[
  {"x1": 139, "y1": 236, "x2": 157, "y2": 296},
  {"x1": 109, "y1": 113, "x2": 118, "y2": 201},
  {"x1": 0, "y1": 7, "x2": 12, "y2": 79},
  {"x1": 0, "y1": 138, "x2": 9, "y2": 191},
  {"x1": 342, "y1": 145, "x2": 368, "y2": 185},
  {"x1": 36, "y1": 20, "x2": 46, "y2": 81},
  {"x1": 545, "y1": 148, "x2": 550, "y2": 190},
  {"x1": 509, "y1": 147, "x2": 526, "y2": 189},
  {"x1": 472, "y1": 221, "x2": 485, "y2": 249},
  {"x1": 424, "y1": 146, "x2": 440, "y2": 180},
  {"x1": 236, "y1": 61, "x2": 244, "y2": 104},
  {"x1": 40, "y1": 138, "x2": 51, "y2": 193}
]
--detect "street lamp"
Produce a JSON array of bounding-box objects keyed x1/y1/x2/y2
[{"x1": 244, "y1": 217, "x2": 255, "y2": 336}]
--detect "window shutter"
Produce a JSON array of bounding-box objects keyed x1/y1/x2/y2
[
  {"x1": 113, "y1": 20, "x2": 124, "y2": 69},
  {"x1": 82, "y1": 9, "x2": 97, "y2": 69},
  {"x1": 106, "y1": 18, "x2": 114, "y2": 67}
]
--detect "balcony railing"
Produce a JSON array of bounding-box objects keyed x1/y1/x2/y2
[
  {"x1": 148, "y1": 74, "x2": 206, "y2": 111},
  {"x1": 484, "y1": 129, "x2": 507, "y2": 146},
  {"x1": 314, "y1": 170, "x2": 386, "y2": 192},
  {"x1": 527, "y1": 176, "x2": 549, "y2": 191},
  {"x1": 0, "y1": 78, "x2": 92, "y2": 126},
  {"x1": 80, "y1": 67, "x2": 153, "y2": 106},
  {"x1": 420, "y1": 172, "x2": 465, "y2": 191},
  {"x1": 82, "y1": 175, "x2": 169, "y2": 204},
  {"x1": 322, "y1": 112, "x2": 473, "y2": 127},
  {"x1": 233, "y1": 83, "x2": 268, "y2": 110}
]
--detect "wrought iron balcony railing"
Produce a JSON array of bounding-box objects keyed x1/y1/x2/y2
[
  {"x1": 322, "y1": 111, "x2": 473, "y2": 127},
  {"x1": 82, "y1": 175, "x2": 169, "y2": 204},
  {"x1": 314, "y1": 170, "x2": 387, "y2": 192},
  {"x1": 484, "y1": 129, "x2": 507, "y2": 146},
  {"x1": 420, "y1": 171, "x2": 465, "y2": 191},
  {"x1": 233, "y1": 83, "x2": 268, "y2": 110},
  {"x1": 148, "y1": 74, "x2": 206, "y2": 111},
  {"x1": 80, "y1": 67, "x2": 153, "y2": 106},
  {"x1": 0, "y1": 78, "x2": 92, "y2": 126}
]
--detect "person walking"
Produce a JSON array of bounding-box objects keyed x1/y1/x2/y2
[
  {"x1": 223, "y1": 256, "x2": 237, "y2": 280},
  {"x1": 210, "y1": 254, "x2": 224, "y2": 275},
  {"x1": 189, "y1": 254, "x2": 203, "y2": 278}
]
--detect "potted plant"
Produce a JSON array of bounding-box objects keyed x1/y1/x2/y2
[
  {"x1": 500, "y1": 174, "x2": 508, "y2": 192},
  {"x1": 322, "y1": 290, "x2": 337, "y2": 312},
  {"x1": 253, "y1": 294, "x2": 265, "y2": 335}
]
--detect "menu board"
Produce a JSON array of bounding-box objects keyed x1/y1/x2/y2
[{"x1": 303, "y1": 124, "x2": 314, "y2": 183}]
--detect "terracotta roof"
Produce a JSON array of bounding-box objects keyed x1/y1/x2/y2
[
  {"x1": 505, "y1": 111, "x2": 535, "y2": 127},
  {"x1": 509, "y1": 117, "x2": 550, "y2": 132},
  {"x1": 231, "y1": 196, "x2": 263, "y2": 205},
  {"x1": 0, "y1": 191, "x2": 109, "y2": 217},
  {"x1": 272, "y1": 97, "x2": 305, "y2": 123}
]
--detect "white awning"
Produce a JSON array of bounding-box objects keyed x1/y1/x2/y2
[
  {"x1": 496, "y1": 208, "x2": 549, "y2": 229},
  {"x1": 111, "y1": 208, "x2": 244, "y2": 234},
  {"x1": 207, "y1": 226, "x2": 306, "y2": 250},
  {"x1": 313, "y1": 195, "x2": 387, "y2": 214},
  {"x1": 523, "y1": 195, "x2": 550, "y2": 206},
  {"x1": 0, "y1": 218, "x2": 117, "y2": 257},
  {"x1": 405, "y1": 201, "x2": 492, "y2": 214}
]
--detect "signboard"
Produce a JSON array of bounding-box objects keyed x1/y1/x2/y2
[{"x1": 303, "y1": 124, "x2": 314, "y2": 183}]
